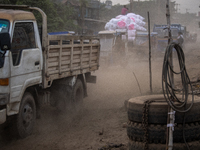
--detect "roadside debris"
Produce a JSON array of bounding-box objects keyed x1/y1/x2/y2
[{"x1": 98, "y1": 143, "x2": 125, "y2": 150}]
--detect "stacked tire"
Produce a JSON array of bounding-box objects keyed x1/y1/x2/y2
[{"x1": 126, "y1": 94, "x2": 200, "y2": 150}]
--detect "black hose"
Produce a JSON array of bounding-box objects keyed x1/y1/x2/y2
[
  {"x1": 162, "y1": 42, "x2": 194, "y2": 150},
  {"x1": 162, "y1": 42, "x2": 194, "y2": 113}
]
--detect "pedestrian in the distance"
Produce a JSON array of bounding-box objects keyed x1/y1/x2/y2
[
  {"x1": 121, "y1": 5, "x2": 128, "y2": 15},
  {"x1": 177, "y1": 31, "x2": 184, "y2": 48}
]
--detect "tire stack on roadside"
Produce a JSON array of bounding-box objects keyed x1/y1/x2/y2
[{"x1": 126, "y1": 94, "x2": 200, "y2": 150}]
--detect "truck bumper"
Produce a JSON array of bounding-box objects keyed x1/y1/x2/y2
[
  {"x1": 0, "y1": 109, "x2": 6, "y2": 124},
  {"x1": 0, "y1": 94, "x2": 9, "y2": 124}
]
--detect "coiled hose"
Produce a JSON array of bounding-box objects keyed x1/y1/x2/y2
[
  {"x1": 162, "y1": 42, "x2": 194, "y2": 149},
  {"x1": 162, "y1": 42, "x2": 194, "y2": 113}
]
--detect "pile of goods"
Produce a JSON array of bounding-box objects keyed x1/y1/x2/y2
[{"x1": 104, "y1": 13, "x2": 146, "y2": 41}]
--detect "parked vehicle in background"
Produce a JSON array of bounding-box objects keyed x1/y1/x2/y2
[
  {"x1": 0, "y1": 4, "x2": 100, "y2": 138},
  {"x1": 128, "y1": 31, "x2": 157, "y2": 55},
  {"x1": 153, "y1": 24, "x2": 181, "y2": 51},
  {"x1": 99, "y1": 29, "x2": 157, "y2": 66}
]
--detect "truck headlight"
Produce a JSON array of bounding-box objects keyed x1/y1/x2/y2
[{"x1": 0, "y1": 94, "x2": 9, "y2": 105}]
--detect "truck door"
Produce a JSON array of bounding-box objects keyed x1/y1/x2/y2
[{"x1": 9, "y1": 22, "x2": 42, "y2": 105}]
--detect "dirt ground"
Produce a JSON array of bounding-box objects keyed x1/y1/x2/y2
[{"x1": 1, "y1": 37, "x2": 200, "y2": 150}]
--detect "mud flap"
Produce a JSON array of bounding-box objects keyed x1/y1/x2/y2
[{"x1": 85, "y1": 72, "x2": 96, "y2": 83}]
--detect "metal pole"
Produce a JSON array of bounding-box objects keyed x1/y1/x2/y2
[
  {"x1": 148, "y1": 11, "x2": 152, "y2": 94},
  {"x1": 130, "y1": 0, "x2": 133, "y2": 12},
  {"x1": 166, "y1": 0, "x2": 174, "y2": 150}
]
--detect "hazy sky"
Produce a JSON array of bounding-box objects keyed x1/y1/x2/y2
[{"x1": 110, "y1": 0, "x2": 200, "y2": 14}]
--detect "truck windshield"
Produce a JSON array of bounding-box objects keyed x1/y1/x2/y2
[
  {"x1": 154, "y1": 28, "x2": 178, "y2": 38},
  {"x1": 0, "y1": 19, "x2": 9, "y2": 33},
  {"x1": 0, "y1": 20, "x2": 9, "y2": 68}
]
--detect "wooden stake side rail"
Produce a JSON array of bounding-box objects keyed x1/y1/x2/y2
[{"x1": 43, "y1": 35, "x2": 100, "y2": 88}]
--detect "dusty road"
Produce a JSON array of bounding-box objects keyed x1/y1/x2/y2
[{"x1": 1, "y1": 39, "x2": 200, "y2": 150}]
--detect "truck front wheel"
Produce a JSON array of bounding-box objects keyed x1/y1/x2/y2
[{"x1": 14, "y1": 92, "x2": 36, "y2": 138}]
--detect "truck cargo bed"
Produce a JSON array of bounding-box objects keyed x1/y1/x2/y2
[{"x1": 43, "y1": 35, "x2": 100, "y2": 88}]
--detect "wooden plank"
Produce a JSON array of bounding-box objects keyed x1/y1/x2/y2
[
  {"x1": 44, "y1": 35, "x2": 100, "y2": 88},
  {"x1": 48, "y1": 49, "x2": 97, "y2": 57},
  {"x1": 47, "y1": 66, "x2": 98, "y2": 85},
  {"x1": 47, "y1": 53, "x2": 97, "y2": 63},
  {"x1": 49, "y1": 49, "x2": 98, "y2": 57},
  {"x1": 48, "y1": 55, "x2": 71, "y2": 62},
  {"x1": 48, "y1": 43, "x2": 100, "y2": 49},
  {"x1": 89, "y1": 40, "x2": 92, "y2": 68},
  {"x1": 58, "y1": 38, "x2": 62, "y2": 74},
  {"x1": 48, "y1": 56, "x2": 98, "y2": 68},
  {"x1": 48, "y1": 35, "x2": 99, "y2": 41},
  {"x1": 70, "y1": 46, "x2": 73, "y2": 70},
  {"x1": 80, "y1": 39, "x2": 83, "y2": 70},
  {"x1": 48, "y1": 63, "x2": 98, "y2": 75}
]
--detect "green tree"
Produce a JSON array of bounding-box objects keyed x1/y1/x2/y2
[
  {"x1": 79, "y1": 0, "x2": 89, "y2": 34},
  {"x1": 0, "y1": 0, "x2": 77, "y2": 32}
]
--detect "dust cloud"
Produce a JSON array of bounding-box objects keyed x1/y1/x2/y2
[
  {"x1": 1, "y1": 12, "x2": 200, "y2": 150},
  {"x1": 0, "y1": 46, "x2": 165, "y2": 150}
]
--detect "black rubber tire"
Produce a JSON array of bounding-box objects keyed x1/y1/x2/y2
[
  {"x1": 128, "y1": 140, "x2": 200, "y2": 150},
  {"x1": 127, "y1": 121, "x2": 200, "y2": 144},
  {"x1": 127, "y1": 94, "x2": 200, "y2": 124},
  {"x1": 71, "y1": 79, "x2": 84, "y2": 112},
  {"x1": 14, "y1": 92, "x2": 36, "y2": 138},
  {"x1": 56, "y1": 84, "x2": 73, "y2": 112},
  {"x1": 50, "y1": 79, "x2": 83, "y2": 112}
]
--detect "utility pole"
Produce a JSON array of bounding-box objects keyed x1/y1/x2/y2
[
  {"x1": 130, "y1": 0, "x2": 133, "y2": 12},
  {"x1": 166, "y1": 0, "x2": 174, "y2": 150}
]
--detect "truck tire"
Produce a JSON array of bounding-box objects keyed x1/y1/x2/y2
[
  {"x1": 128, "y1": 140, "x2": 200, "y2": 150},
  {"x1": 127, "y1": 94, "x2": 200, "y2": 124},
  {"x1": 71, "y1": 79, "x2": 84, "y2": 112},
  {"x1": 14, "y1": 92, "x2": 36, "y2": 138},
  {"x1": 51, "y1": 79, "x2": 83, "y2": 112},
  {"x1": 127, "y1": 121, "x2": 200, "y2": 144},
  {"x1": 55, "y1": 84, "x2": 72, "y2": 112}
]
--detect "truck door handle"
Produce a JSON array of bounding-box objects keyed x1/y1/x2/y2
[{"x1": 35, "y1": 61, "x2": 40, "y2": 66}]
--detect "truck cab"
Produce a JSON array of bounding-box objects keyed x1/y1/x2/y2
[
  {"x1": 0, "y1": 5, "x2": 100, "y2": 139},
  {"x1": 0, "y1": 9, "x2": 43, "y2": 124}
]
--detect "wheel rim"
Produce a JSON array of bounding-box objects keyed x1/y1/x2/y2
[{"x1": 22, "y1": 103, "x2": 33, "y2": 128}]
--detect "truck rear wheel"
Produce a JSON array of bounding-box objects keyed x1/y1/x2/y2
[
  {"x1": 51, "y1": 79, "x2": 84, "y2": 112},
  {"x1": 71, "y1": 79, "x2": 84, "y2": 112},
  {"x1": 14, "y1": 92, "x2": 36, "y2": 138}
]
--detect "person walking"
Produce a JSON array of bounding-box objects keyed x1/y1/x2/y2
[{"x1": 177, "y1": 31, "x2": 184, "y2": 48}]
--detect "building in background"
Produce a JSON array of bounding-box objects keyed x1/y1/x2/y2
[
  {"x1": 105, "y1": 0, "x2": 112, "y2": 9},
  {"x1": 63, "y1": 0, "x2": 106, "y2": 35}
]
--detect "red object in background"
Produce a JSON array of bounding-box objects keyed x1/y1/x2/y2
[{"x1": 121, "y1": 7, "x2": 128, "y2": 15}]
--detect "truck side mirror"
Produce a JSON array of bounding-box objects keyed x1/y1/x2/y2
[{"x1": 0, "y1": 32, "x2": 11, "y2": 51}]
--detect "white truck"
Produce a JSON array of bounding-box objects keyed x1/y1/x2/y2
[{"x1": 0, "y1": 5, "x2": 100, "y2": 138}]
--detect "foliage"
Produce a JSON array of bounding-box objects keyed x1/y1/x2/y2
[
  {"x1": 78, "y1": 0, "x2": 89, "y2": 33},
  {"x1": 79, "y1": 0, "x2": 88, "y2": 7},
  {"x1": 0, "y1": 0, "x2": 78, "y2": 32}
]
